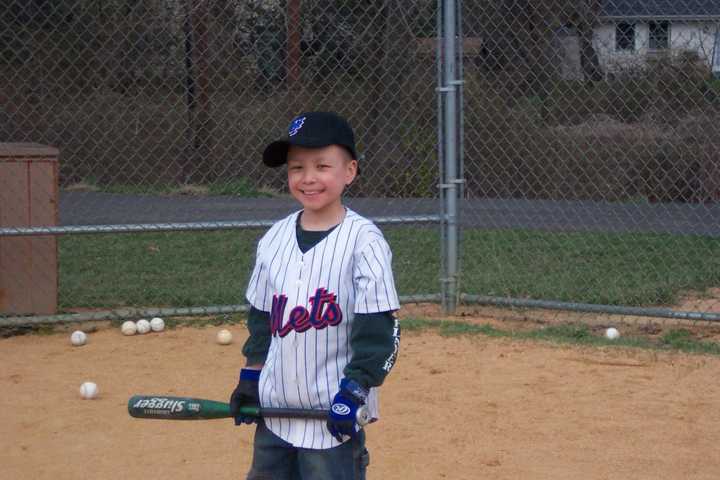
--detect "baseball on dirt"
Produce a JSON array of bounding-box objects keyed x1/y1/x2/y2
[
  {"x1": 70, "y1": 330, "x2": 87, "y2": 346},
  {"x1": 136, "y1": 319, "x2": 151, "y2": 334},
  {"x1": 150, "y1": 317, "x2": 165, "y2": 332},
  {"x1": 79, "y1": 381, "x2": 99, "y2": 399},
  {"x1": 216, "y1": 329, "x2": 233, "y2": 345},
  {"x1": 605, "y1": 327, "x2": 620, "y2": 340},
  {"x1": 121, "y1": 321, "x2": 137, "y2": 336}
]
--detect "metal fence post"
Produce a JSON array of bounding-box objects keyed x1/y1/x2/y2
[{"x1": 440, "y1": 0, "x2": 461, "y2": 314}]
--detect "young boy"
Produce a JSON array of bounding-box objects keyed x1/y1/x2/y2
[{"x1": 230, "y1": 111, "x2": 401, "y2": 479}]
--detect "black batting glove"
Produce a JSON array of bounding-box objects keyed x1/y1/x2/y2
[{"x1": 229, "y1": 368, "x2": 261, "y2": 425}]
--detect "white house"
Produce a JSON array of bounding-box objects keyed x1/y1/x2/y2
[{"x1": 594, "y1": 0, "x2": 720, "y2": 76}]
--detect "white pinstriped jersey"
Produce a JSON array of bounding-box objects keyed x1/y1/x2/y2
[{"x1": 245, "y1": 208, "x2": 400, "y2": 449}]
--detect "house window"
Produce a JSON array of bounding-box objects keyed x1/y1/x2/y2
[
  {"x1": 616, "y1": 22, "x2": 635, "y2": 51},
  {"x1": 649, "y1": 21, "x2": 670, "y2": 50}
]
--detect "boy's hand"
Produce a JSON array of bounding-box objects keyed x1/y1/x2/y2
[
  {"x1": 327, "y1": 378, "x2": 368, "y2": 442},
  {"x1": 229, "y1": 368, "x2": 261, "y2": 425}
]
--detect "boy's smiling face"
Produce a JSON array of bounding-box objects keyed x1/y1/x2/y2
[{"x1": 287, "y1": 145, "x2": 357, "y2": 224}]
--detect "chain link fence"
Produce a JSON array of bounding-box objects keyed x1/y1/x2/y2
[
  {"x1": 457, "y1": 0, "x2": 720, "y2": 319},
  {"x1": 1, "y1": 0, "x2": 720, "y2": 325},
  {"x1": 0, "y1": 0, "x2": 441, "y2": 324}
]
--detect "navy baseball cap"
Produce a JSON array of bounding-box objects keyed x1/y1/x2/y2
[{"x1": 263, "y1": 111, "x2": 358, "y2": 168}]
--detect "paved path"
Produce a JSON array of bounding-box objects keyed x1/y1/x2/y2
[{"x1": 59, "y1": 192, "x2": 720, "y2": 236}]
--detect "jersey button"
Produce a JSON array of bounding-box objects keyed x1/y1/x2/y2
[{"x1": 295, "y1": 279, "x2": 303, "y2": 287}]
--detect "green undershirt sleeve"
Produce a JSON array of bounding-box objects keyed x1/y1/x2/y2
[
  {"x1": 343, "y1": 311, "x2": 400, "y2": 390},
  {"x1": 242, "y1": 306, "x2": 271, "y2": 366}
]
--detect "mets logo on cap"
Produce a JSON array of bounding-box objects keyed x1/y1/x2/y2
[{"x1": 288, "y1": 116, "x2": 306, "y2": 137}]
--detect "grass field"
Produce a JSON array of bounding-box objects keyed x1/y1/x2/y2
[
  {"x1": 401, "y1": 317, "x2": 720, "y2": 356},
  {"x1": 57, "y1": 227, "x2": 720, "y2": 310}
]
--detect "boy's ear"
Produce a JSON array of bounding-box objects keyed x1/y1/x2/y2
[{"x1": 345, "y1": 159, "x2": 358, "y2": 185}]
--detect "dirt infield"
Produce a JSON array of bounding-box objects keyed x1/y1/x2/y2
[{"x1": 3, "y1": 315, "x2": 720, "y2": 479}]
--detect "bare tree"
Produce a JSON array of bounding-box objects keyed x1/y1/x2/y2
[
  {"x1": 575, "y1": 0, "x2": 603, "y2": 81},
  {"x1": 364, "y1": 0, "x2": 417, "y2": 164},
  {"x1": 181, "y1": 0, "x2": 215, "y2": 184}
]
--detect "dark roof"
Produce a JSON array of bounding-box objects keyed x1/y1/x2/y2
[{"x1": 601, "y1": 0, "x2": 720, "y2": 18}]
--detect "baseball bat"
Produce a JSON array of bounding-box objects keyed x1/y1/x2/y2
[{"x1": 128, "y1": 395, "x2": 370, "y2": 426}]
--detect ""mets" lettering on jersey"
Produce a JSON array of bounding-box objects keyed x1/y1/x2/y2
[{"x1": 270, "y1": 288, "x2": 343, "y2": 337}]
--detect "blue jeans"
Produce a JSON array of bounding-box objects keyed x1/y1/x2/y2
[{"x1": 247, "y1": 420, "x2": 369, "y2": 480}]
